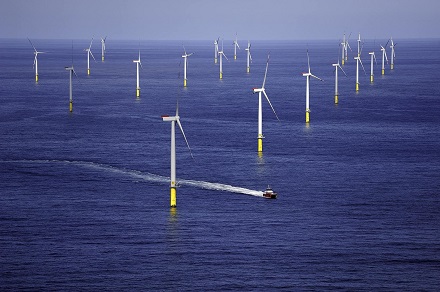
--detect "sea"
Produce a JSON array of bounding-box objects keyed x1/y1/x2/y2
[{"x1": 1, "y1": 38, "x2": 440, "y2": 291}]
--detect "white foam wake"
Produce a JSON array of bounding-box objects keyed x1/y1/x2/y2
[{"x1": 3, "y1": 159, "x2": 264, "y2": 197}]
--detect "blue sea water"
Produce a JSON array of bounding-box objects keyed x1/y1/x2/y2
[{"x1": 1, "y1": 38, "x2": 440, "y2": 290}]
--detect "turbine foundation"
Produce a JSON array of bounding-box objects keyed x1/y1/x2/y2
[
  {"x1": 184, "y1": 79, "x2": 187, "y2": 87},
  {"x1": 370, "y1": 75, "x2": 374, "y2": 83},
  {"x1": 170, "y1": 187, "x2": 176, "y2": 208},
  {"x1": 87, "y1": 69, "x2": 90, "y2": 75},
  {"x1": 35, "y1": 74, "x2": 38, "y2": 82},
  {"x1": 335, "y1": 95, "x2": 338, "y2": 104},
  {"x1": 391, "y1": 64, "x2": 394, "y2": 70},
  {"x1": 382, "y1": 69, "x2": 385, "y2": 75},
  {"x1": 246, "y1": 67, "x2": 250, "y2": 73},
  {"x1": 136, "y1": 88, "x2": 140, "y2": 98},
  {"x1": 306, "y1": 110, "x2": 310, "y2": 123},
  {"x1": 69, "y1": 101, "x2": 73, "y2": 113},
  {"x1": 220, "y1": 72, "x2": 223, "y2": 79},
  {"x1": 356, "y1": 83, "x2": 359, "y2": 92},
  {"x1": 258, "y1": 137, "x2": 263, "y2": 153}
]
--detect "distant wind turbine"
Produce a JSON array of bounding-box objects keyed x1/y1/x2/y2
[
  {"x1": 380, "y1": 39, "x2": 390, "y2": 75},
  {"x1": 233, "y1": 33, "x2": 240, "y2": 60},
  {"x1": 245, "y1": 41, "x2": 252, "y2": 73},
  {"x1": 218, "y1": 40, "x2": 228, "y2": 79},
  {"x1": 85, "y1": 38, "x2": 96, "y2": 75},
  {"x1": 214, "y1": 37, "x2": 219, "y2": 64},
  {"x1": 332, "y1": 52, "x2": 347, "y2": 104},
  {"x1": 28, "y1": 38, "x2": 45, "y2": 82},
  {"x1": 101, "y1": 36, "x2": 106, "y2": 61},
  {"x1": 252, "y1": 54, "x2": 280, "y2": 153},
  {"x1": 133, "y1": 50, "x2": 143, "y2": 97},
  {"x1": 161, "y1": 99, "x2": 194, "y2": 208},
  {"x1": 354, "y1": 33, "x2": 367, "y2": 92},
  {"x1": 182, "y1": 46, "x2": 194, "y2": 87},
  {"x1": 390, "y1": 37, "x2": 396, "y2": 70},
  {"x1": 369, "y1": 51, "x2": 377, "y2": 83},
  {"x1": 65, "y1": 42, "x2": 78, "y2": 113},
  {"x1": 302, "y1": 50, "x2": 323, "y2": 123}
]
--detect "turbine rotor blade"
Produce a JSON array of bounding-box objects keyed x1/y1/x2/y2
[
  {"x1": 262, "y1": 54, "x2": 270, "y2": 88},
  {"x1": 89, "y1": 38, "x2": 94, "y2": 50},
  {"x1": 28, "y1": 38, "x2": 37, "y2": 52},
  {"x1": 339, "y1": 65, "x2": 347, "y2": 77},
  {"x1": 176, "y1": 119, "x2": 194, "y2": 160},
  {"x1": 311, "y1": 74, "x2": 323, "y2": 81},
  {"x1": 263, "y1": 90, "x2": 280, "y2": 121},
  {"x1": 359, "y1": 58, "x2": 367, "y2": 75},
  {"x1": 89, "y1": 50, "x2": 96, "y2": 61},
  {"x1": 306, "y1": 49, "x2": 311, "y2": 73}
]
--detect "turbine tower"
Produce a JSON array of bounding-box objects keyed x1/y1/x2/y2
[
  {"x1": 302, "y1": 50, "x2": 323, "y2": 123},
  {"x1": 245, "y1": 41, "x2": 252, "y2": 73},
  {"x1": 162, "y1": 100, "x2": 193, "y2": 208},
  {"x1": 182, "y1": 46, "x2": 193, "y2": 87},
  {"x1": 85, "y1": 38, "x2": 96, "y2": 75},
  {"x1": 133, "y1": 50, "x2": 142, "y2": 97},
  {"x1": 252, "y1": 54, "x2": 280, "y2": 153},
  {"x1": 354, "y1": 33, "x2": 366, "y2": 92},
  {"x1": 28, "y1": 38, "x2": 45, "y2": 82}
]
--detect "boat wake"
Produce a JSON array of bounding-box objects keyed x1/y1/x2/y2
[{"x1": 2, "y1": 159, "x2": 264, "y2": 198}]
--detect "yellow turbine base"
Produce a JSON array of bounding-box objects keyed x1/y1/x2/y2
[
  {"x1": 342, "y1": 59, "x2": 345, "y2": 65},
  {"x1": 102, "y1": 56, "x2": 104, "y2": 62},
  {"x1": 87, "y1": 69, "x2": 90, "y2": 75},
  {"x1": 136, "y1": 88, "x2": 140, "y2": 97},
  {"x1": 184, "y1": 79, "x2": 187, "y2": 87},
  {"x1": 234, "y1": 55, "x2": 237, "y2": 60},
  {"x1": 382, "y1": 69, "x2": 385, "y2": 75},
  {"x1": 335, "y1": 95, "x2": 338, "y2": 104},
  {"x1": 247, "y1": 67, "x2": 250, "y2": 73},
  {"x1": 69, "y1": 101, "x2": 73, "y2": 113},
  {"x1": 356, "y1": 83, "x2": 359, "y2": 92},
  {"x1": 170, "y1": 187, "x2": 176, "y2": 208},
  {"x1": 258, "y1": 137, "x2": 263, "y2": 153},
  {"x1": 370, "y1": 75, "x2": 374, "y2": 83},
  {"x1": 306, "y1": 111, "x2": 310, "y2": 123},
  {"x1": 391, "y1": 64, "x2": 394, "y2": 70},
  {"x1": 35, "y1": 75, "x2": 38, "y2": 82},
  {"x1": 220, "y1": 72, "x2": 223, "y2": 79}
]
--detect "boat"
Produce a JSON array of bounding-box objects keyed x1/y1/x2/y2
[{"x1": 263, "y1": 186, "x2": 277, "y2": 199}]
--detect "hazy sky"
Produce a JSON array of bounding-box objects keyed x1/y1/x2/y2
[{"x1": 2, "y1": 0, "x2": 439, "y2": 40}]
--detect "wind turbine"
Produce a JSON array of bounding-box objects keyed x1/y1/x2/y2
[
  {"x1": 252, "y1": 54, "x2": 279, "y2": 153},
  {"x1": 182, "y1": 46, "x2": 194, "y2": 87},
  {"x1": 214, "y1": 37, "x2": 219, "y2": 64},
  {"x1": 28, "y1": 38, "x2": 45, "y2": 82},
  {"x1": 233, "y1": 33, "x2": 240, "y2": 60},
  {"x1": 380, "y1": 39, "x2": 390, "y2": 75},
  {"x1": 354, "y1": 33, "x2": 366, "y2": 92},
  {"x1": 65, "y1": 42, "x2": 78, "y2": 113},
  {"x1": 162, "y1": 100, "x2": 194, "y2": 208},
  {"x1": 245, "y1": 41, "x2": 252, "y2": 73},
  {"x1": 369, "y1": 51, "x2": 377, "y2": 83},
  {"x1": 390, "y1": 37, "x2": 396, "y2": 70},
  {"x1": 85, "y1": 38, "x2": 96, "y2": 75},
  {"x1": 302, "y1": 50, "x2": 323, "y2": 123},
  {"x1": 100, "y1": 36, "x2": 106, "y2": 61},
  {"x1": 218, "y1": 40, "x2": 228, "y2": 79},
  {"x1": 341, "y1": 33, "x2": 346, "y2": 65},
  {"x1": 133, "y1": 50, "x2": 143, "y2": 97},
  {"x1": 332, "y1": 53, "x2": 347, "y2": 104}
]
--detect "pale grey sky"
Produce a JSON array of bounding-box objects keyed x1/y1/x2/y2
[{"x1": 1, "y1": 0, "x2": 439, "y2": 40}]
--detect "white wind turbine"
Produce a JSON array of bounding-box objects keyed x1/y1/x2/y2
[
  {"x1": 65, "y1": 43, "x2": 78, "y2": 113},
  {"x1": 218, "y1": 40, "x2": 228, "y2": 79},
  {"x1": 332, "y1": 50, "x2": 347, "y2": 104},
  {"x1": 354, "y1": 33, "x2": 366, "y2": 92},
  {"x1": 214, "y1": 37, "x2": 219, "y2": 64},
  {"x1": 245, "y1": 41, "x2": 252, "y2": 73},
  {"x1": 162, "y1": 99, "x2": 194, "y2": 208},
  {"x1": 133, "y1": 50, "x2": 143, "y2": 97},
  {"x1": 390, "y1": 37, "x2": 396, "y2": 70},
  {"x1": 100, "y1": 36, "x2": 106, "y2": 61},
  {"x1": 28, "y1": 38, "x2": 45, "y2": 82},
  {"x1": 182, "y1": 46, "x2": 194, "y2": 87},
  {"x1": 302, "y1": 50, "x2": 323, "y2": 123},
  {"x1": 233, "y1": 33, "x2": 240, "y2": 60},
  {"x1": 369, "y1": 51, "x2": 377, "y2": 83},
  {"x1": 344, "y1": 32, "x2": 352, "y2": 64},
  {"x1": 341, "y1": 33, "x2": 346, "y2": 65},
  {"x1": 380, "y1": 39, "x2": 390, "y2": 75},
  {"x1": 85, "y1": 38, "x2": 96, "y2": 75},
  {"x1": 252, "y1": 54, "x2": 280, "y2": 153}
]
